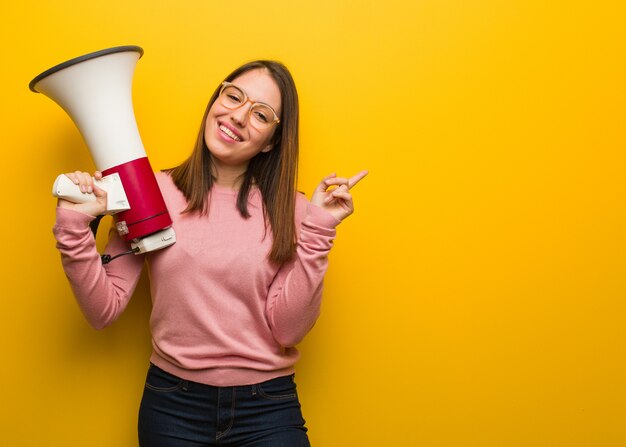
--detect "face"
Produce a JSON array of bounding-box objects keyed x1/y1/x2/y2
[{"x1": 204, "y1": 69, "x2": 282, "y2": 171}]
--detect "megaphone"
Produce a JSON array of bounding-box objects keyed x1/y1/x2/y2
[{"x1": 30, "y1": 45, "x2": 175, "y2": 254}]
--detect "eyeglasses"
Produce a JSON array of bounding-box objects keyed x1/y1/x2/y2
[{"x1": 218, "y1": 82, "x2": 280, "y2": 130}]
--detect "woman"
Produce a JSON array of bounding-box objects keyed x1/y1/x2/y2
[{"x1": 54, "y1": 60, "x2": 367, "y2": 446}]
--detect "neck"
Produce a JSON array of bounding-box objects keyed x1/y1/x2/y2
[{"x1": 212, "y1": 160, "x2": 248, "y2": 190}]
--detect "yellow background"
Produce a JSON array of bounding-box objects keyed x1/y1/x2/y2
[{"x1": 1, "y1": 0, "x2": 625, "y2": 445}]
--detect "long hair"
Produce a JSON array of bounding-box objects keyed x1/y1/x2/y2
[{"x1": 167, "y1": 61, "x2": 299, "y2": 265}]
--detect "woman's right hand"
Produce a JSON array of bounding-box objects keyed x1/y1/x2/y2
[{"x1": 57, "y1": 170, "x2": 108, "y2": 217}]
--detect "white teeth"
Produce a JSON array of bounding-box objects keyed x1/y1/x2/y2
[{"x1": 219, "y1": 125, "x2": 242, "y2": 141}]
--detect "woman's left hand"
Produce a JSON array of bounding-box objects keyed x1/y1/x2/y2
[{"x1": 311, "y1": 170, "x2": 368, "y2": 222}]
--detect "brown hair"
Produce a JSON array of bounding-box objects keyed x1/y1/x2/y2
[{"x1": 167, "y1": 60, "x2": 299, "y2": 265}]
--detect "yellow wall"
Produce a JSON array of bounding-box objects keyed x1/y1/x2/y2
[{"x1": 2, "y1": 1, "x2": 625, "y2": 445}]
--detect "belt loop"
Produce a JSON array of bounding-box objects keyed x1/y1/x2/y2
[{"x1": 251, "y1": 384, "x2": 257, "y2": 397}]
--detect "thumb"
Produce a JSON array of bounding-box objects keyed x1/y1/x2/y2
[{"x1": 92, "y1": 182, "x2": 107, "y2": 197}]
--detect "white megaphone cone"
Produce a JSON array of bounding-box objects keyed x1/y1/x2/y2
[{"x1": 30, "y1": 46, "x2": 175, "y2": 254}]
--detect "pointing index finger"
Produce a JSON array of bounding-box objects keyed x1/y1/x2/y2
[{"x1": 348, "y1": 170, "x2": 369, "y2": 189}]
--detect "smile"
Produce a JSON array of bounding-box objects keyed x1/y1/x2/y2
[{"x1": 219, "y1": 124, "x2": 243, "y2": 142}]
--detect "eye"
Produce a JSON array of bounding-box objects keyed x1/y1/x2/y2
[
  {"x1": 253, "y1": 104, "x2": 277, "y2": 124},
  {"x1": 253, "y1": 110, "x2": 270, "y2": 123},
  {"x1": 227, "y1": 93, "x2": 243, "y2": 104},
  {"x1": 222, "y1": 86, "x2": 244, "y2": 105}
]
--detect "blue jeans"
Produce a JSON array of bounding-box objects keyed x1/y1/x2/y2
[{"x1": 138, "y1": 364, "x2": 311, "y2": 446}]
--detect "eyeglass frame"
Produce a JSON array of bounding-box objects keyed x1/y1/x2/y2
[{"x1": 218, "y1": 81, "x2": 281, "y2": 129}]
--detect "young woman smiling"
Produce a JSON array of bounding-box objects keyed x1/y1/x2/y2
[{"x1": 54, "y1": 60, "x2": 367, "y2": 446}]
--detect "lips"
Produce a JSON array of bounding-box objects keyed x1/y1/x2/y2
[{"x1": 218, "y1": 123, "x2": 243, "y2": 142}]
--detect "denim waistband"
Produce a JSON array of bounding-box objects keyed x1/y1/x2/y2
[{"x1": 148, "y1": 362, "x2": 295, "y2": 391}]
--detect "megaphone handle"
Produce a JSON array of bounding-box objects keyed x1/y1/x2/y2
[
  {"x1": 52, "y1": 173, "x2": 131, "y2": 214},
  {"x1": 53, "y1": 174, "x2": 97, "y2": 203}
]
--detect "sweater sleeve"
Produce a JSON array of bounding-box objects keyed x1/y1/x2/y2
[
  {"x1": 53, "y1": 207, "x2": 145, "y2": 329},
  {"x1": 265, "y1": 200, "x2": 340, "y2": 347}
]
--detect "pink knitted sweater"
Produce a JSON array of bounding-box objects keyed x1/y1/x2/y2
[{"x1": 53, "y1": 172, "x2": 339, "y2": 386}]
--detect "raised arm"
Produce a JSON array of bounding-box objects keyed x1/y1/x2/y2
[
  {"x1": 265, "y1": 170, "x2": 368, "y2": 347},
  {"x1": 53, "y1": 171, "x2": 145, "y2": 329}
]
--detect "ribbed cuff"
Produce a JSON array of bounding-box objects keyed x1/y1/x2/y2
[
  {"x1": 54, "y1": 207, "x2": 97, "y2": 231},
  {"x1": 306, "y1": 203, "x2": 341, "y2": 230}
]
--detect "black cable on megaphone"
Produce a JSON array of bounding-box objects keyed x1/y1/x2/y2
[{"x1": 87, "y1": 214, "x2": 138, "y2": 264}]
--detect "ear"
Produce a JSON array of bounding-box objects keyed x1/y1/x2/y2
[{"x1": 260, "y1": 144, "x2": 273, "y2": 153}]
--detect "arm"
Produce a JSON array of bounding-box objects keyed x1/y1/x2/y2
[
  {"x1": 265, "y1": 170, "x2": 368, "y2": 347},
  {"x1": 265, "y1": 202, "x2": 339, "y2": 347},
  {"x1": 53, "y1": 172, "x2": 145, "y2": 329}
]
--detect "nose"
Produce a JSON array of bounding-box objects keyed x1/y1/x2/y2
[{"x1": 230, "y1": 101, "x2": 252, "y2": 127}]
